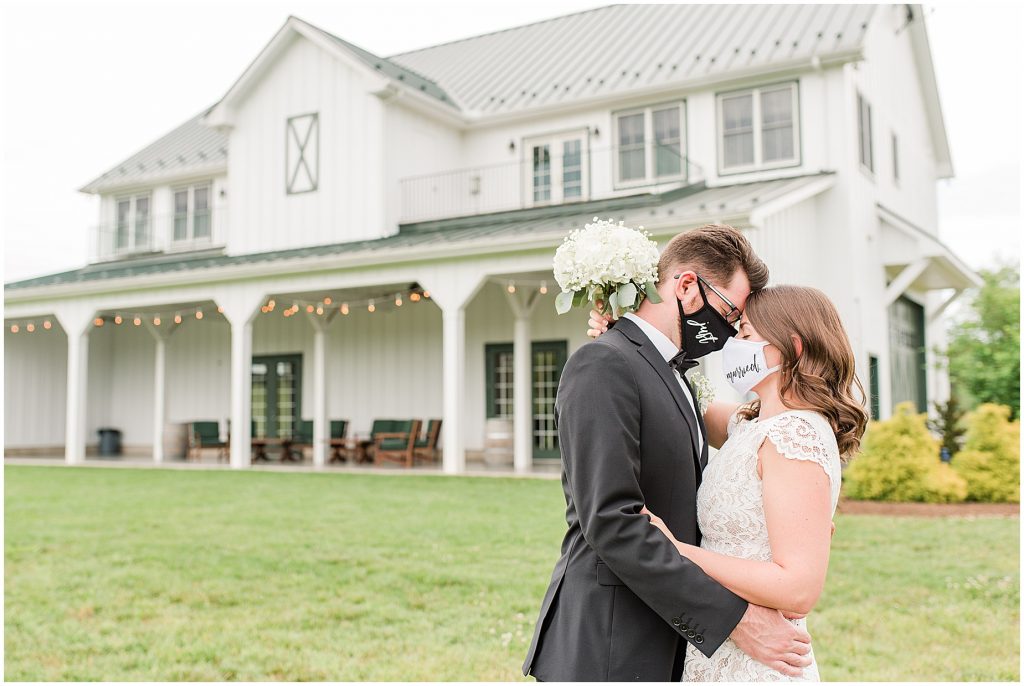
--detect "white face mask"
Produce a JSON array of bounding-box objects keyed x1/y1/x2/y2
[{"x1": 721, "y1": 337, "x2": 781, "y2": 396}]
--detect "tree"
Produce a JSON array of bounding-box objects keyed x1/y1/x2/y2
[{"x1": 943, "y1": 263, "x2": 1020, "y2": 419}]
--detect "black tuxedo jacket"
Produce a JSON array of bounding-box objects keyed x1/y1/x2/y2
[{"x1": 522, "y1": 316, "x2": 748, "y2": 681}]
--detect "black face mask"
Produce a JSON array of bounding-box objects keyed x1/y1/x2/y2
[{"x1": 677, "y1": 279, "x2": 736, "y2": 359}]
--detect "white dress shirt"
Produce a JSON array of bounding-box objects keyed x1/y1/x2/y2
[{"x1": 622, "y1": 312, "x2": 704, "y2": 455}]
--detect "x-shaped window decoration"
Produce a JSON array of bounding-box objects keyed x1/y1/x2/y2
[{"x1": 286, "y1": 113, "x2": 319, "y2": 194}]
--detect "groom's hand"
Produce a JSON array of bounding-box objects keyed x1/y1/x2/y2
[{"x1": 729, "y1": 604, "x2": 812, "y2": 677}]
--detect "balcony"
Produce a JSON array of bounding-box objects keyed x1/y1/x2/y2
[
  {"x1": 90, "y1": 206, "x2": 223, "y2": 263},
  {"x1": 398, "y1": 145, "x2": 703, "y2": 225}
]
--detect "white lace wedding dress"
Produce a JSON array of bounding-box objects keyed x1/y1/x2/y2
[{"x1": 681, "y1": 408, "x2": 842, "y2": 682}]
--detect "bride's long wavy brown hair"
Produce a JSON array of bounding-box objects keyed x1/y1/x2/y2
[{"x1": 735, "y1": 285, "x2": 869, "y2": 461}]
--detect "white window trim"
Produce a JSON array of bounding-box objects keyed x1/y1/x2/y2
[
  {"x1": 716, "y1": 82, "x2": 801, "y2": 176},
  {"x1": 612, "y1": 101, "x2": 687, "y2": 190},
  {"x1": 891, "y1": 130, "x2": 899, "y2": 184},
  {"x1": 522, "y1": 129, "x2": 590, "y2": 207},
  {"x1": 171, "y1": 182, "x2": 214, "y2": 246},
  {"x1": 113, "y1": 193, "x2": 152, "y2": 254}
]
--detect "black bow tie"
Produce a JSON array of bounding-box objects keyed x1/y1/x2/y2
[{"x1": 668, "y1": 349, "x2": 699, "y2": 375}]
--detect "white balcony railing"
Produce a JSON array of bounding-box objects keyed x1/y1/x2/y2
[
  {"x1": 90, "y1": 207, "x2": 223, "y2": 263},
  {"x1": 399, "y1": 145, "x2": 703, "y2": 224}
]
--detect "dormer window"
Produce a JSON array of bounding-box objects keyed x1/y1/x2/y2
[
  {"x1": 114, "y1": 194, "x2": 151, "y2": 253},
  {"x1": 717, "y1": 82, "x2": 800, "y2": 174},
  {"x1": 523, "y1": 130, "x2": 589, "y2": 206},
  {"x1": 613, "y1": 102, "x2": 687, "y2": 188},
  {"x1": 173, "y1": 183, "x2": 212, "y2": 243}
]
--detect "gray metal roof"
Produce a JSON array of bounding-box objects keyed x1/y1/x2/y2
[
  {"x1": 78, "y1": 105, "x2": 228, "y2": 194},
  {"x1": 389, "y1": 4, "x2": 876, "y2": 116},
  {"x1": 6, "y1": 173, "x2": 832, "y2": 293},
  {"x1": 293, "y1": 17, "x2": 457, "y2": 109}
]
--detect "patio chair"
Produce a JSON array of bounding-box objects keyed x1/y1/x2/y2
[
  {"x1": 286, "y1": 419, "x2": 314, "y2": 462},
  {"x1": 188, "y1": 421, "x2": 227, "y2": 462},
  {"x1": 414, "y1": 419, "x2": 443, "y2": 464},
  {"x1": 328, "y1": 420, "x2": 349, "y2": 463},
  {"x1": 373, "y1": 419, "x2": 422, "y2": 468}
]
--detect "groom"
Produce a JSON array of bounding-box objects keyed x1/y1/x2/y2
[{"x1": 523, "y1": 224, "x2": 813, "y2": 681}]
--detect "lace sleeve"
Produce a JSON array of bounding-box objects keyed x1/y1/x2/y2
[{"x1": 762, "y1": 413, "x2": 842, "y2": 509}]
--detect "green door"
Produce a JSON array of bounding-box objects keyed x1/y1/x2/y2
[
  {"x1": 485, "y1": 340, "x2": 568, "y2": 460},
  {"x1": 888, "y1": 296, "x2": 927, "y2": 412},
  {"x1": 252, "y1": 354, "x2": 302, "y2": 439}
]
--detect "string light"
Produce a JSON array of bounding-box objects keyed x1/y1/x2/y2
[
  {"x1": 306, "y1": 304, "x2": 314, "y2": 314},
  {"x1": 323, "y1": 296, "x2": 331, "y2": 305},
  {"x1": 93, "y1": 318, "x2": 104, "y2": 327},
  {"x1": 410, "y1": 292, "x2": 421, "y2": 302},
  {"x1": 368, "y1": 300, "x2": 376, "y2": 313},
  {"x1": 540, "y1": 281, "x2": 548, "y2": 294},
  {"x1": 507, "y1": 280, "x2": 516, "y2": 294},
  {"x1": 423, "y1": 290, "x2": 430, "y2": 299},
  {"x1": 133, "y1": 317, "x2": 142, "y2": 326},
  {"x1": 26, "y1": 323, "x2": 35, "y2": 332},
  {"x1": 195, "y1": 310, "x2": 203, "y2": 320},
  {"x1": 395, "y1": 293, "x2": 403, "y2": 307},
  {"x1": 217, "y1": 306, "x2": 224, "y2": 314},
  {"x1": 174, "y1": 314, "x2": 182, "y2": 324},
  {"x1": 153, "y1": 317, "x2": 161, "y2": 326},
  {"x1": 43, "y1": 320, "x2": 52, "y2": 330},
  {"x1": 316, "y1": 304, "x2": 324, "y2": 315},
  {"x1": 115, "y1": 315, "x2": 123, "y2": 325},
  {"x1": 10, "y1": 324, "x2": 19, "y2": 333},
  {"x1": 341, "y1": 303, "x2": 349, "y2": 315}
]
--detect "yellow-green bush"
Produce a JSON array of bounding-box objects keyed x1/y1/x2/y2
[
  {"x1": 952, "y1": 404, "x2": 1020, "y2": 503},
  {"x1": 843, "y1": 402, "x2": 967, "y2": 503}
]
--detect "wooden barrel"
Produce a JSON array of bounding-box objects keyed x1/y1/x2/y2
[
  {"x1": 483, "y1": 418, "x2": 514, "y2": 466},
  {"x1": 162, "y1": 422, "x2": 189, "y2": 461}
]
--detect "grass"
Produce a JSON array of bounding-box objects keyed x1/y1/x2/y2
[{"x1": 4, "y1": 465, "x2": 1019, "y2": 681}]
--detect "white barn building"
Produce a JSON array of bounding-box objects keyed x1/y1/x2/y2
[{"x1": 4, "y1": 4, "x2": 979, "y2": 472}]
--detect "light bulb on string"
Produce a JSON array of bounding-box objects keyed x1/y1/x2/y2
[
  {"x1": 423, "y1": 290, "x2": 430, "y2": 299},
  {"x1": 323, "y1": 296, "x2": 332, "y2": 305},
  {"x1": 10, "y1": 324, "x2": 19, "y2": 333},
  {"x1": 508, "y1": 281, "x2": 516, "y2": 294},
  {"x1": 115, "y1": 315, "x2": 123, "y2": 325},
  {"x1": 395, "y1": 294, "x2": 403, "y2": 307},
  {"x1": 306, "y1": 304, "x2": 314, "y2": 314},
  {"x1": 26, "y1": 323, "x2": 35, "y2": 333},
  {"x1": 133, "y1": 317, "x2": 141, "y2": 326},
  {"x1": 154, "y1": 317, "x2": 161, "y2": 326},
  {"x1": 341, "y1": 303, "x2": 349, "y2": 315},
  {"x1": 93, "y1": 318, "x2": 104, "y2": 328},
  {"x1": 196, "y1": 310, "x2": 203, "y2": 320},
  {"x1": 540, "y1": 281, "x2": 548, "y2": 295},
  {"x1": 268, "y1": 299, "x2": 275, "y2": 309},
  {"x1": 217, "y1": 306, "x2": 224, "y2": 314},
  {"x1": 43, "y1": 320, "x2": 52, "y2": 330},
  {"x1": 316, "y1": 304, "x2": 324, "y2": 315},
  {"x1": 368, "y1": 300, "x2": 376, "y2": 313},
  {"x1": 410, "y1": 292, "x2": 421, "y2": 302},
  {"x1": 174, "y1": 313, "x2": 182, "y2": 324}
]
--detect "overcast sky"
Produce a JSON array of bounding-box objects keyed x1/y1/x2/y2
[{"x1": 2, "y1": 1, "x2": 1021, "y2": 284}]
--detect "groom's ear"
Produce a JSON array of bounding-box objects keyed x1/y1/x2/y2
[{"x1": 673, "y1": 270, "x2": 697, "y2": 303}]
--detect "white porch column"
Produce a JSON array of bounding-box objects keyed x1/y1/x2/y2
[
  {"x1": 54, "y1": 306, "x2": 95, "y2": 465},
  {"x1": 505, "y1": 289, "x2": 540, "y2": 474},
  {"x1": 305, "y1": 310, "x2": 336, "y2": 469},
  {"x1": 144, "y1": 321, "x2": 180, "y2": 463},
  {"x1": 228, "y1": 319, "x2": 254, "y2": 469},
  {"x1": 441, "y1": 306, "x2": 466, "y2": 474},
  {"x1": 65, "y1": 326, "x2": 90, "y2": 464}
]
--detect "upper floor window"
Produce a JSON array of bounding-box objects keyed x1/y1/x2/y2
[
  {"x1": 286, "y1": 112, "x2": 319, "y2": 194},
  {"x1": 173, "y1": 183, "x2": 212, "y2": 243},
  {"x1": 717, "y1": 82, "x2": 800, "y2": 174},
  {"x1": 613, "y1": 102, "x2": 686, "y2": 187},
  {"x1": 858, "y1": 92, "x2": 874, "y2": 173},
  {"x1": 524, "y1": 130, "x2": 589, "y2": 206},
  {"x1": 114, "y1": 194, "x2": 150, "y2": 253}
]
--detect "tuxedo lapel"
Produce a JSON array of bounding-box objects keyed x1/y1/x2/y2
[{"x1": 615, "y1": 318, "x2": 702, "y2": 461}]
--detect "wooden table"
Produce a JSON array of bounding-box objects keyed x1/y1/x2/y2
[
  {"x1": 251, "y1": 437, "x2": 296, "y2": 463},
  {"x1": 329, "y1": 437, "x2": 373, "y2": 464}
]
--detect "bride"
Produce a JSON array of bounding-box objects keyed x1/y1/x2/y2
[{"x1": 587, "y1": 284, "x2": 868, "y2": 681}]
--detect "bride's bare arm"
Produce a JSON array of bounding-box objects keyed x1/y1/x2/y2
[{"x1": 643, "y1": 438, "x2": 833, "y2": 615}]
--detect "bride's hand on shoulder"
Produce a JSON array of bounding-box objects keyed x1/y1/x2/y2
[{"x1": 587, "y1": 300, "x2": 615, "y2": 339}]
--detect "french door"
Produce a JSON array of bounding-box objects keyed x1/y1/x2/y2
[
  {"x1": 524, "y1": 132, "x2": 588, "y2": 207},
  {"x1": 252, "y1": 354, "x2": 302, "y2": 439},
  {"x1": 485, "y1": 340, "x2": 568, "y2": 460}
]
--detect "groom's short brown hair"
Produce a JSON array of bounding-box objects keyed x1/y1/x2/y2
[{"x1": 656, "y1": 223, "x2": 769, "y2": 291}]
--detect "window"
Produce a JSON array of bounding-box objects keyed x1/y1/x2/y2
[
  {"x1": 286, "y1": 112, "x2": 319, "y2": 194},
  {"x1": 173, "y1": 182, "x2": 213, "y2": 243},
  {"x1": 858, "y1": 92, "x2": 874, "y2": 172},
  {"x1": 524, "y1": 131, "x2": 588, "y2": 206},
  {"x1": 868, "y1": 354, "x2": 881, "y2": 420},
  {"x1": 614, "y1": 102, "x2": 686, "y2": 186},
  {"x1": 113, "y1": 194, "x2": 151, "y2": 253},
  {"x1": 891, "y1": 132, "x2": 899, "y2": 182},
  {"x1": 717, "y1": 82, "x2": 799, "y2": 174}
]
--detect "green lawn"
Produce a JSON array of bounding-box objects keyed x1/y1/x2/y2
[{"x1": 4, "y1": 465, "x2": 1019, "y2": 681}]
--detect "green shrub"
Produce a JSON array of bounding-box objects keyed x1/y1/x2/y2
[
  {"x1": 952, "y1": 404, "x2": 1020, "y2": 503},
  {"x1": 843, "y1": 402, "x2": 967, "y2": 503}
]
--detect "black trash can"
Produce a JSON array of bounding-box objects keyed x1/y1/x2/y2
[{"x1": 98, "y1": 428, "x2": 122, "y2": 457}]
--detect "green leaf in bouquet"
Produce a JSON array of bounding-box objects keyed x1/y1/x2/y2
[
  {"x1": 618, "y1": 282, "x2": 637, "y2": 311},
  {"x1": 555, "y1": 290, "x2": 574, "y2": 315},
  {"x1": 644, "y1": 281, "x2": 663, "y2": 304},
  {"x1": 608, "y1": 289, "x2": 619, "y2": 318},
  {"x1": 572, "y1": 289, "x2": 588, "y2": 308}
]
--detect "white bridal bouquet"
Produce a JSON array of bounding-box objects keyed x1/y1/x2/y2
[{"x1": 553, "y1": 217, "x2": 662, "y2": 317}]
